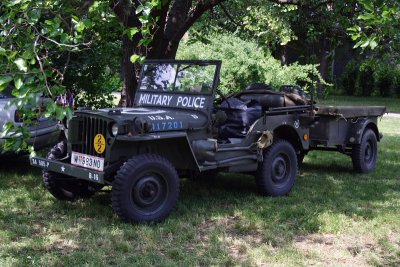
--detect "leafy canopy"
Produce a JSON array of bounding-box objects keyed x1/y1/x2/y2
[{"x1": 0, "y1": 0, "x2": 94, "y2": 152}]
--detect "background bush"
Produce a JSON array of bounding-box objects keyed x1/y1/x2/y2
[
  {"x1": 63, "y1": 43, "x2": 122, "y2": 109},
  {"x1": 340, "y1": 60, "x2": 358, "y2": 96},
  {"x1": 177, "y1": 33, "x2": 322, "y2": 95},
  {"x1": 340, "y1": 59, "x2": 400, "y2": 97}
]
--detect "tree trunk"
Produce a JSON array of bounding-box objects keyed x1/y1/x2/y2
[
  {"x1": 113, "y1": 0, "x2": 225, "y2": 107},
  {"x1": 318, "y1": 38, "x2": 330, "y2": 96},
  {"x1": 120, "y1": 36, "x2": 137, "y2": 107}
]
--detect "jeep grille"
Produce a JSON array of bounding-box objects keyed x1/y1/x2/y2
[{"x1": 71, "y1": 115, "x2": 108, "y2": 157}]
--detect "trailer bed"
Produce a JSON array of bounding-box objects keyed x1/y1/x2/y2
[{"x1": 315, "y1": 106, "x2": 386, "y2": 118}]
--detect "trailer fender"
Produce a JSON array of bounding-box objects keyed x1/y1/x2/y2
[{"x1": 347, "y1": 118, "x2": 381, "y2": 145}]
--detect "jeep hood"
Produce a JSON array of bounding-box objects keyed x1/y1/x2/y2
[{"x1": 75, "y1": 107, "x2": 209, "y2": 132}]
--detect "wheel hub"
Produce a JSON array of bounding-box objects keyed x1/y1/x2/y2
[
  {"x1": 133, "y1": 176, "x2": 162, "y2": 207},
  {"x1": 272, "y1": 155, "x2": 288, "y2": 183},
  {"x1": 364, "y1": 142, "x2": 372, "y2": 162}
]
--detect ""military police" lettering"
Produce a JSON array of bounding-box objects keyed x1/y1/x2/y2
[{"x1": 137, "y1": 93, "x2": 206, "y2": 109}]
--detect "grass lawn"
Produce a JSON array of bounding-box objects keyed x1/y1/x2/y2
[
  {"x1": 318, "y1": 95, "x2": 400, "y2": 113},
  {"x1": 0, "y1": 120, "x2": 399, "y2": 266}
]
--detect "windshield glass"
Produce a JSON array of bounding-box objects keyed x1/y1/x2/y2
[{"x1": 139, "y1": 63, "x2": 217, "y2": 94}]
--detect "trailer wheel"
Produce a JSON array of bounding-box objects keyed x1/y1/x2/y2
[
  {"x1": 43, "y1": 141, "x2": 100, "y2": 201},
  {"x1": 352, "y1": 128, "x2": 378, "y2": 173},
  {"x1": 256, "y1": 140, "x2": 298, "y2": 196},
  {"x1": 111, "y1": 154, "x2": 179, "y2": 223}
]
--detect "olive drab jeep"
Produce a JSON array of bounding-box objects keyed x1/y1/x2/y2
[{"x1": 31, "y1": 60, "x2": 386, "y2": 223}]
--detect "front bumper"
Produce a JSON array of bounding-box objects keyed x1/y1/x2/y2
[{"x1": 30, "y1": 156, "x2": 106, "y2": 184}]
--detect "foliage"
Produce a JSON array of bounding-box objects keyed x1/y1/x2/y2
[
  {"x1": 374, "y1": 63, "x2": 398, "y2": 97},
  {"x1": 340, "y1": 60, "x2": 358, "y2": 96},
  {"x1": 355, "y1": 60, "x2": 375, "y2": 97},
  {"x1": 190, "y1": 1, "x2": 296, "y2": 49},
  {"x1": 349, "y1": 0, "x2": 400, "y2": 56},
  {"x1": 0, "y1": 0, "x2": 94, "y2": 153},
  {"x1": 178, "y1": 33, "x2": 324, "y2": 95},
  {"x1": 62, "y1": 3, "x2": 123, "y2": 109},
  {"x1": 340, "y1": 59, "x2": 400, "y2": 97}
]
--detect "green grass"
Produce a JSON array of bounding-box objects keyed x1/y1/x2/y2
[
  {"x1": 318, "y1": 95, "x2": 400, "y2": 113},
  {"x1": 1, "y1": 122, "x2": 399, "y2": 266}
]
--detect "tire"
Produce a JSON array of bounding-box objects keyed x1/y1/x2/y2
[
  {"x1": 43, "y1": 141, "x2": 100, "y2": 201},
  {"x1": 111, "y1": 154, "x2": 179, "y2": 223},
  {"x1": 352, "y1": 128, "x2": 378, "y2": 173},
  {"x1": 256, "y1": 140, "x2": 298, "y2": 196}
]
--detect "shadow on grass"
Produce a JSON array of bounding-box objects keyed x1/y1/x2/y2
[{"x1": 0, "y1": 134, "x2": 399, "y2": 265}]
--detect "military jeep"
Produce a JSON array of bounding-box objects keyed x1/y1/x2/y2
[{"x1": 31, "y1": 60, "x2": 386, "y2": 223}]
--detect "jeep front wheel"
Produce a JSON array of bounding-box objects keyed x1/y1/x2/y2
[
  {"x1": 111, "y1": 154, "x2": 179, "y2": 223},
  {"x1": 43, "y1": 141, "x2": 100, "y2": 201},
  {"x1": 256, "y1": 139, "x2": 298, "y2": 196}
]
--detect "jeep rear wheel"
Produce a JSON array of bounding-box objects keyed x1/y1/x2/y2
[
  {"x1": 111, "y1": 154, "x2": 179, "y2": 223},
  {"x1": 256, "y1": 139, "x2": 298, "y2": 196},
  {"x1": 43, "y1": 141, "x2": 101, "y2": 201},
  {"x1": 352, "y1": 128, "x2": 378, "y2": 173}
]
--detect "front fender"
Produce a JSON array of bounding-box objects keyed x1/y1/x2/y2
[{"x1": 115, "y1": 132, "x2": 200, "y2": 171}]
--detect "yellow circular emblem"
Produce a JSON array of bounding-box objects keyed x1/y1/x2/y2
[{"x1": 94, "y1": 134, "x2": 106, "y2": 154}]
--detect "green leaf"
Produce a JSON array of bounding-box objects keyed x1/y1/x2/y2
[
  {"x1": 65, "y1": 107, "x2": 73, "y2": 120},
  {"x1": 9, "y1": 0, "x2": 22, "y2": 6},
  {"x1": 126, "y1": 27, "x2": 139, "y2": 39},
  {"x1": 14, "y1": 77, "x2": 23, "y2": 89},
  {"x1": 358, "y1": 14, "x2": 377, "y2": 22},
  {"x1": 0, "y1": 76, "x2": 13, "y2": 90},
  {"x1": 359, "y1": 0, "x2": 374, "y2": 12},
  {"x1": 360, "y1": 39, "x2": 370, "y2": 48},
  {"x1": 136, "y1": 5, "x2": 145, "y2": 14},
  {"x1": 0, "y1": 47, "x2": 6, "y2": 56},
  {"x1": 130, "y1": 54, "x2": 140, "y2": 63},
  {"x1": 14, "y1": 58, "x2": 28, "y2": 72},
  {"x1": 369, "y1": 39, "x2": 378, "y2": 50}
]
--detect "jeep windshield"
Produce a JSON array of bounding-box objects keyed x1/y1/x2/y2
[{"x1": 135, "y1": 60, "x2": 221, "y2": 111}]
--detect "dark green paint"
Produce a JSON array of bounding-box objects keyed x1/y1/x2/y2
[{"x1": 31, "y1": 60, "x2": 386, "y2": 186}]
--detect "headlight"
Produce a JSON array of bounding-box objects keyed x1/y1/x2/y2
[{"x1": 111, "y1": 123, "x2": 119, "y2": 136}]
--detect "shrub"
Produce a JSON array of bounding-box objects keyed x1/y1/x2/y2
[
  {"x1": 374, "y1": 64, "x2": 396, "y2": 97},
  {"x1": 355, "y1": 60, "x2": 375, "y2": 96},
  {"x1": 394, "y1": 68, "x2": 400, "y2": 97},
  {"x1": 177, "y1": 33, "x2": 323, "y2": 95},
  {"x1": 340, "y1": 60, "x2": 358, "y2": 96},
  {"x1": 64, "y1": 43, "x2": 122, "y2": 109},
  {"x1": 340, "y1": 59, "x2": 400, "y2": 98}
]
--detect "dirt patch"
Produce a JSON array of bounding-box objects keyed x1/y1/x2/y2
[
  {"x1": 294, "y1": 233, "x2": 379, "y2": 266},
  {"x1": 193, "y1": 216, "x2": 264, "y2": 264}
]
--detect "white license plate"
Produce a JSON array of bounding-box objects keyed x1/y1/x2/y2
[{"x1": 71, "y1": 151, "x2": 104, "y2": 171}]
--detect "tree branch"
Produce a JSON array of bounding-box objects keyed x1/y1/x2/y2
[
  {"x1": 33, "y1": 35, "x2": 52, "y2": 97},
  {"x1": 219, "y1": 2, "x2": 241, "y2": 27},
  {"x1": 267, "y1": 0, "x2": 335, "y2": 10},
  {"x1": 268, "y1": 0, "x2": 302, "y2": 6}
]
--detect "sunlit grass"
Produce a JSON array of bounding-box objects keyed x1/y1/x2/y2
[{"x1": 0, "y1": 119, "x2": 399, "y2": 266}]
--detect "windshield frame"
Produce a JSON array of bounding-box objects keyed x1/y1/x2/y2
[{"x1": 134, "y1": 60, "x2": 221, "y2": 111}]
